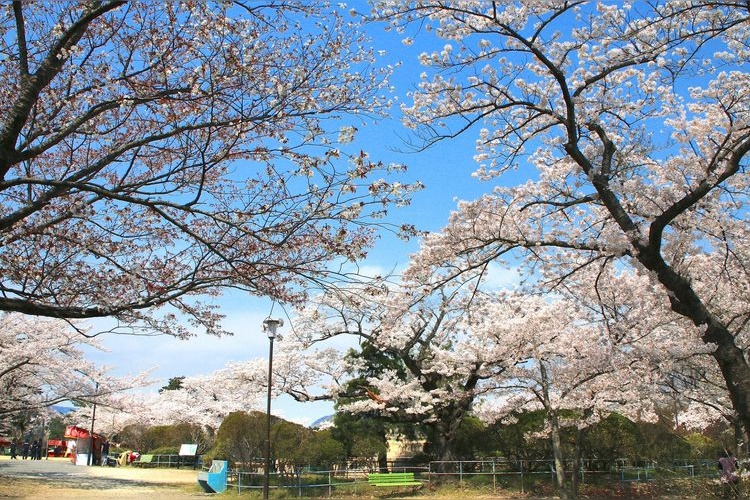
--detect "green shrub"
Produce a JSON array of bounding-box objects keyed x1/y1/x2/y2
[{"x1": 148, "y1": 446, "x2": 179, "y2": 455}]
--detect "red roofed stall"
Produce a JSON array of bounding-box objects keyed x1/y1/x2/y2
[
  {"x1": 46, "y1": 438, "x2": 67, "y2": 457},
  {"x1": 64, "y1": 425, "x2": 105, "y2": 465}
]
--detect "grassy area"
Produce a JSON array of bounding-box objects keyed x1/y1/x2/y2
[{"x1": 221, "y1": 474, "x2": 745, "y2": 499}]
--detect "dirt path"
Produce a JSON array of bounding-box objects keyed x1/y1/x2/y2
[{"x1": 0, "y1": 456, "x2": 209, "y2": 499}]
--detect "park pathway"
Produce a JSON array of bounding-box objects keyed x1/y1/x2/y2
[{"x1": 0, "y1": 456, "x2": 206, "y2": 499}]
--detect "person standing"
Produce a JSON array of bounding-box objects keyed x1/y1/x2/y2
[
  {"x1": 101, "y1": 441, "x2": 110, "y2": 466},
  {"x1": 21, "y1": 440, "x2": 29, "y2": 460},
  {"x1": 30, "y1": 440, "x2": 38, "y2": 460},
  {"x1": 9, "y1": 441, "x2": 17, "y2": 459},
  {"x1": 719, "y1": 450, "x2": 740, "y2": 498}
]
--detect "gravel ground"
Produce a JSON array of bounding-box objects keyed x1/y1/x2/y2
[{"x1": 0, "y1": 456, "x2": 210, "y2": 499}]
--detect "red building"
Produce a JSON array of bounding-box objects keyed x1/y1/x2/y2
[
  {"x1": 64, "y1": 425, "x2": 105, "y2": 465},
  {"x1": 46, "y1": 439, "x2": 67, "y2": 457}
]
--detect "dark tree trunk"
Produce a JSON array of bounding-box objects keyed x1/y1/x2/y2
[
  {"x1": 432, "y1": 430, "x2": 456, "y2": 464},
  {"x1": 549, "y1": 413, "x2": 571, "y2": 500},
  {"x1": 540, "y1": 362, "x2": 572, "y2": 499},
  {"x1": 572, "y1": 425, "x2": 588, "y2": 498},
  {"x1": 428, "y1": 404, "x2": 470, "y2": 480},
  {"x1": 377, "y1": 449, "x2": 388, "y2": 472}
]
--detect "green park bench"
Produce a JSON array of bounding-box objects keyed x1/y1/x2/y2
[
  {"x1": 367, "y1": 472, "x2": 422, "y2": 487},
  {"x1": 132, "y1": 454, "x2": 154, "y2": 467}
]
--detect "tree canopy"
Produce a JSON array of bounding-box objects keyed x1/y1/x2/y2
[
  {"x1": 0, "y1": 1, "x2": 419, "y2": 338},
  {"x1": 372, "y1": 0, "x2": 750, "y2": 440},
  {"x1": 0, "y1": 312, "x2": 144, "y2": 417}
]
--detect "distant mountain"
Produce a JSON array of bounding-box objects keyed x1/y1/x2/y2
[
  {"x1": 309, "y1": 415, "x2": 334, "y2": 430},
  {"x1": 51, "y1": 405, "x2": 75, "y2": 415}
]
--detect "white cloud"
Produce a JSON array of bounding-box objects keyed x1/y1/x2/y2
[{"x1": 482, "y1": 261, "x2": 522, "y2": 290}]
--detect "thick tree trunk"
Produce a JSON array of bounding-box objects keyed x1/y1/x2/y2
[
  {"x1": 572, "y1": 426, "x2": 585, "y2": 497},
  {"x1": 377, "y1": 450, "x2": 388, "y2": 472},
  {"x1": 432, "y1": 431, "x2": 456, "y2": 466},
  {"x1": 428, "y1": 405, "x2": 470, "y2": 481},
  {"x1": 428, "y1": 432, "x2": 455, "y2": 483},
  {"x1": 435, "y1": 402, "x2": 471, "y2": 460},
  {"x1": 549, "y1": 417, "x2": 570, "y2": 500},
  {"x1": 731, "y1": 417, "x2": 747, "y2": 460},
  {"x1": 707, "y1": 325, "x2": 750, "y2": 437},
  {"x1": 540, "y1": 362, "x2": 572, "y2": 499}
]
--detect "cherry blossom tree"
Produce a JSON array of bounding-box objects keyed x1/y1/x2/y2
[
  {"x1": 289, "y1": 278, "x2": 512, "y2": 463},
  {"x1": 101, "y1": 369, "x2": 263, "y2": 431},
  {"x1": 111, "y1": 272, "x2": 689, "y2": 490},
  {"x1": 99, "y1": 342, "x2": 342, "y2": 432},
  {"x1": 0, "y1": 312, "x2": 147, "y2": 424},
  {"x1": 0, "y1": 1, "x2": 420, "y2": 338},
  {"x1": 110, "y1": 276, "x2": 499, "y2": 461},
  {"x1": 661, "y1": 354, "x2": 747, "y2": 452},
  {"x1": 373, "y1": 1, "x2": 750, "y2": 437},
  {"x1": 542, "y1": 257, "x2": 727, "y2": 433},
  {"x1": 656, "y1": 336, "x2": 746, "y2": 450},
  {"x1": 288, "y1": 273, "x2": 667, "y2": 471},
  {"x1": 472, "y1": 290, "x2": 668, "y2": 498}
]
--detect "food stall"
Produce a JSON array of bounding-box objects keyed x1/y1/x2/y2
[
  {"x1": 47, "y1": 439, "x2": 67, "y2": 457},
  {"x1": 64, "y1": 425, "x2": 105, "y2": 465}
]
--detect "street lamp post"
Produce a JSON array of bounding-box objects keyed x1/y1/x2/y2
[
  {"x1": 87, "y1": 381, "x2": 98, "y2": 466},
  {"x1": 262, "y1": 317, "x2": 283, "y2": 500}
]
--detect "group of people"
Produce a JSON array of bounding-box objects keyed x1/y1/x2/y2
[{"x1": 9, "y1": 439, "x2": 45, "y2": 460}]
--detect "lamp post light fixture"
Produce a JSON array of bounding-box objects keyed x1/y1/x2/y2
[{"x1": 262, "y1": 317, "x2": 283, "y2": 500}]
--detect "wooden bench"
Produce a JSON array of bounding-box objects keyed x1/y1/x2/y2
[
  {"x1": 132, "y1": 454, "x2": 154, "y2": 467},
  {"x1": 367, "y1": 472, "x2": 421, "y2": 487}
]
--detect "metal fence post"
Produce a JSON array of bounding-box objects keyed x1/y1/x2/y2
[
  {"x1": 492, "y1": 460, "x2": 496, "y2": 494},
  {"x1": 689, "y1": 464, "x2": 694, "y2": 494}
]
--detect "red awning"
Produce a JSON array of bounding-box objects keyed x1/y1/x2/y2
[{"x1": 64, "y1": 425, "x2": 104, "y2": 441}]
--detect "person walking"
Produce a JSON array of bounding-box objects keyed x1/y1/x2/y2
[
  {"x1": 21, "y1": 440, "x2": 29, "y2": 460},
  {"x1": 9, "y1": 441, "x2": 17, "y2": 459}
]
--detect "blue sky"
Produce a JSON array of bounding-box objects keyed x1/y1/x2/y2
[{"x1": 82, "y1": 6, "x2": 509, "y2": 426}]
